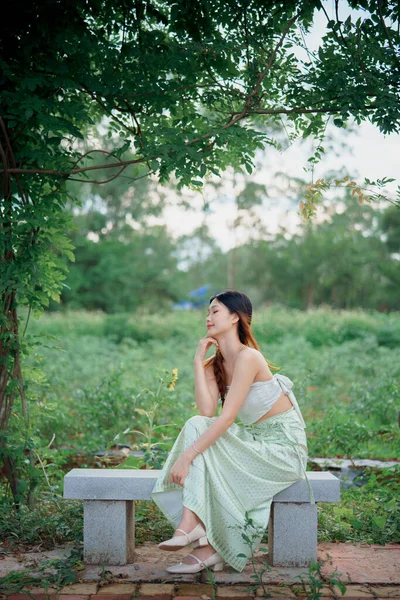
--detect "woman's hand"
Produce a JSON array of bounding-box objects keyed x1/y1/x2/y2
[
  {"x1": 169, "y1": 454, "x2": 192, "y2": 487},
  {"x1": 194, "y1": 335, "x2": 219, "y2": 362}
]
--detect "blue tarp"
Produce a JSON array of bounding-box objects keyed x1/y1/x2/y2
[
  {"x1": 172, "y1": 284, "x2": 215, "y2": 310},
  {"x1": 188, "y1": 284, "x2": 212, "y2": 298}
]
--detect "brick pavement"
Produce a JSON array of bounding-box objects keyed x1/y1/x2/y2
[
  {"x1": 2, "y1": 543, "x2": 399, "y2": 600},
  {"x1": 4, "y1": 582, "x2": 400, "y2": 599}
]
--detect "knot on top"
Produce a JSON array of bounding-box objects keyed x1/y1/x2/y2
[{"x1": 274, "y1": 373, "x2": 294, "y2": 393}]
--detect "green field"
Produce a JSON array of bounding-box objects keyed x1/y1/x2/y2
[{"x1": 2, "y1": 304, "x2": 399, "y2": 550}]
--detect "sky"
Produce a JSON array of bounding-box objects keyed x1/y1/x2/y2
[{"x1": 146, "y1": 2, "x2": 399, "y2": 255}]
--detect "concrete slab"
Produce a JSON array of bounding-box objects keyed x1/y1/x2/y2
[
  {"x1": 77, "y1": 543, "x2": 311, "y2": 584},
  {"x1": 63, "y1": 470, "x2": 339, "y2": 503}
]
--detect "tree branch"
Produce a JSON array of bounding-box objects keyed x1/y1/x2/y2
[
  {"x1": 223, "y1": 8, "x2": 304, "y2": 128},
  {"x1": 0, "y1": 103, "x2": 380, "y2": 178},
  {"x1": 0, "y1": 117, "x2": 29, "y2": 204},
  {"x1": 79, "y1": 82, "x2": 138, "y2": 137},
  {"x1": 377, "y1": 0, "x2": 400, "y2": 68}
]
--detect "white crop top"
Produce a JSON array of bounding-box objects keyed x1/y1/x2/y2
[{"x1": 225, "y1": 373, "x2": 307, "y2": 428}]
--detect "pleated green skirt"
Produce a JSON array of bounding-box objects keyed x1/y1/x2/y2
[{"x1": 151, "y1": 406, "x2": 314, "y2": 572}]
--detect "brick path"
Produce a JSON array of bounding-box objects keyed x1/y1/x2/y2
[
  {"x1": 5, "y1": 581, "x2": 400, "y2": 600},
  {"x1": 2, "y1": 543, "x2": 400, "y2": 600}
]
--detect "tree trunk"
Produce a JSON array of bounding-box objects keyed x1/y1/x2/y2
[
  {"x1": 0, "y1": 130, "x2": 30, "y2": 506},
  {"x1": 306, "y1": 285, "x2": 315, "y2": 309}
]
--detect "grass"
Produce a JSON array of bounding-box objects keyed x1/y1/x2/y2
[{"x1": 1, "y1": 303, "x2": 399, "y2": 555}]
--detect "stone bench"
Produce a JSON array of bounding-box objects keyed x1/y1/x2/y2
[{"x1": 63, "y1": 469, "x2": 340, "y2": 567}]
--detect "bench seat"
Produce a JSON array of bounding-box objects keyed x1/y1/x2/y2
[{"x1": 63, "y1": 469, "x2": 340, "y2": 567}]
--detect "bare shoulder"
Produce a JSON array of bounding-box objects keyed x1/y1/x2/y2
[
  {"x1": 239, "y1": 347, "x2": 272, "y2": 377},
  {"x1": 239, "y1": 346, "x2": 265, "y2": 364}
]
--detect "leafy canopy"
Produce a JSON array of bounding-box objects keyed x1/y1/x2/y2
[
  {"x1": 1, "y1": 0, "x2": 399, "y2": 315},
  {"x1": 2, "y1": 0, "x2": 399, "y2": 190}
]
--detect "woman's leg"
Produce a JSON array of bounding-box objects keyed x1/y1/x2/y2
[
  {"x1": 173, "y1": 505, "x2": 218, "y2": 565},
  {"x1": 173, "y1": 505, "x2": 205, "y2": 535}
]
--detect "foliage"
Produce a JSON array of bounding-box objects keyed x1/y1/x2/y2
[
  {"x1": 2, "y1": 0, "x2": 400, "y2": 330},
  {"x1": 9, "y1": 304, "x2": 400, "y2": 462},
  {"x1": 0, "y1": 497, "x2": 82, "y2": 549},
  {"x1": 318, "y1": 466, "x2": 400, "y2": 545},
  {"x1": 3, "y1": 0, "x2": 400, "y2": 188},
  {"x1": 60, "y1": 220, "x2": 184, "y2": 313},
  {"x1": 229, "y1": 192, "x2": 400, "y2": 311},
  {"x1": 0, "y1": 540, "x2": 85, "y2": 598},
  {"x1": 0, "y1": 305, "x2": 399, "y2": 566},
  {"x1": 43, "y1": 190, "x2": 400, "y2": 312},
  {"x1": 1, "y1": 0, "x2": 400, "y2": 510}
]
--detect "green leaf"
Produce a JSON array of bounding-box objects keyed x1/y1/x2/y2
[
  {"x1": 114, "y1": 141, "x2": 131, "y2": 159},
  {"x1": 372, "y1": 516, "x2": 386, "y2": 529},
  {"x1": 350, "y1": 518, "x2": 363, "y2": 530}
]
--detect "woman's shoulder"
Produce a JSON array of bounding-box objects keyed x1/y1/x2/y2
[
  {"x1": 239, "y1": 347, "x2": 273, "y2": 378},
  {"x1": 240, "y1": 346, "x2": 266, "y2": 364},
  {"x1": 204, "y1": 347, "x2": 268, "y2": 371}
]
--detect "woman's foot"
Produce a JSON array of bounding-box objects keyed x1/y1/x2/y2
[
  {"x1": 173, "y1": 514, "x2": 205, "y2": 538},
  {"x1": 166, "y1": 544, "x2": 224, "y2": 573},
  {"x1": 181, "y1": 542, "x2": 216, "y2": 564}
]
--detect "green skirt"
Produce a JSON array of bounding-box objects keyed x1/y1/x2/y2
[{"x1": 151, "y1": 406, "x2": 314, "y2": 572}]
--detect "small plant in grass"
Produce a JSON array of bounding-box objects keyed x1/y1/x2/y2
[
  {"x1": 0, "y1": 540, "x2": 84, "y2": 599},
  {"x1": 219, "y1": 511, "x2": 349, "y2": 600},
  {"x1": 292, "y1": 556, "x2": 347, "y2": 600},
  {"x1": 117, "y1": 366, "x2": 180, "y2": 470},
  {"x1": 318, "y1": 465, "x2": 400, "y2": 545}
]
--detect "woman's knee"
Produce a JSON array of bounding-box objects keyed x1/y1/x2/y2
[
  {"x1": 188, "y1": 415, "x2": 213, "y2": 423},
  {"x1": 185, "y1": 414, "x2": 213, "y2": 433}
]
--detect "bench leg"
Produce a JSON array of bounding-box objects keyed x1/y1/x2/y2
[
  {"x1": 268, "y1": 502, "x2": 318, "y2": 567},
  {"x1": 83, "y1": 500, "x2": 135, "y2": 565}
]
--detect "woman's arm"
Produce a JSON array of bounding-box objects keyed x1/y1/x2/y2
[
  {"x1": 194, "y1": 357, "x2": 219, "y2": 417},
  {"x1": 185, "y1": 351, "x2": 260, "y2": 462}
]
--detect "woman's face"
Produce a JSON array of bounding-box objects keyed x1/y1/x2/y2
[{"x1": 206, "y1": 299, "x2": 236, "y2": 334}]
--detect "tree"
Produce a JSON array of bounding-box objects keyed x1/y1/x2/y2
[
  {"x1": 60, "y1": 217, "x2": 182, "y2": 312},
  {"x1": 1, "y1": 0, "x2": 399, "y2": 504}
]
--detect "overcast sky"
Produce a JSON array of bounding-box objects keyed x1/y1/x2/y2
[{"x1": 147, "y1": 2, "x2": 399, "y2": 254}]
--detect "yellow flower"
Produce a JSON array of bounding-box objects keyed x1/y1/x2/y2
[{"x1": 168, "y1": 368, "x2": 179, "y2": 390}]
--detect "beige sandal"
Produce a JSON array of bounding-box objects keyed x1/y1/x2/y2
[
  {"x1": 158, "y1": 523, "x2": 208, "y2": 551},
  {"x1": 166, "y1": 550, "x2": 224, "y2": 573}
]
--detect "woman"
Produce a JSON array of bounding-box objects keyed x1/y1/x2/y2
[{"x1": 151, "y1": 290, "x2": 314, "y2": 574}]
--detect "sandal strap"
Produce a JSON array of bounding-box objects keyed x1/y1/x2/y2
[
  {"x1": 187, "y1": 553, "x2": 203, "y2": 564},
  {"x1": 175, "y1": 528, "x2": 190, "y2": 542}
]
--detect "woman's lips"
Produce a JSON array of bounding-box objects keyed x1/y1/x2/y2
[{"x1": 207, "y1": 324, "x2": 213, "y2": 328}]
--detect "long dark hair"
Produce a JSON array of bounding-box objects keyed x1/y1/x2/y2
[{"x1": 203, "y1": 290, "x2": 280, "y2": 407}]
